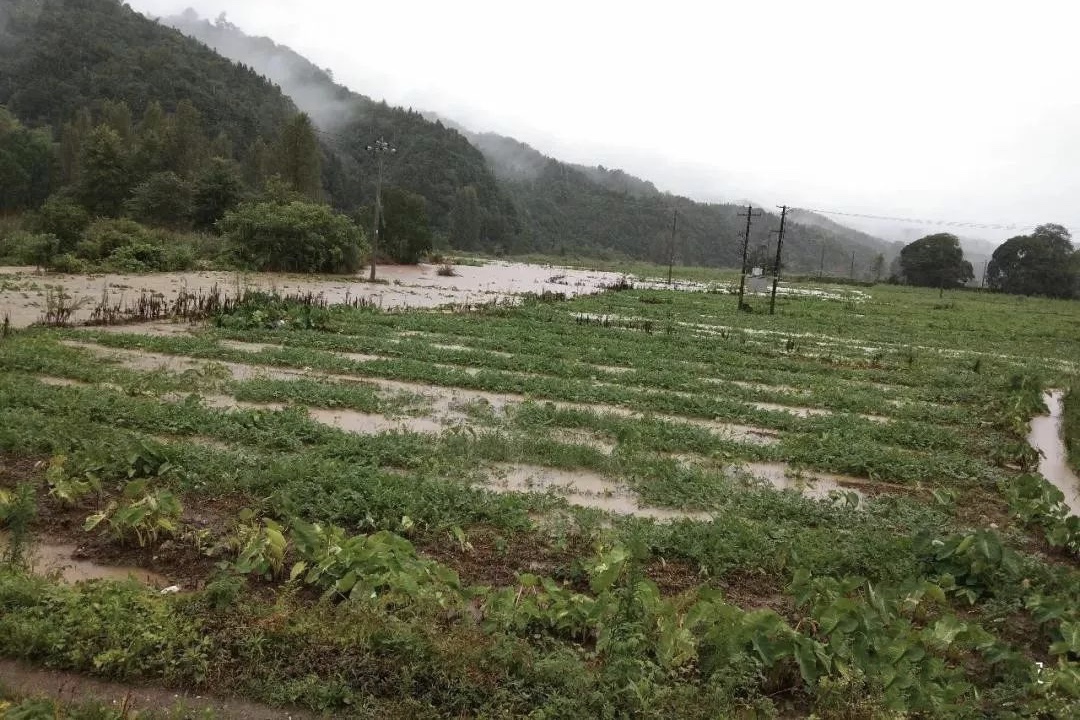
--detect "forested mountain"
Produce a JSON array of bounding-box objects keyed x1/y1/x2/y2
[
  {"x1": 161, "y1": 10, "x2": 517, "y2": 246},
  {"x1": 158, "y1": 10, "x2": 895, "y2": 273},
  {"x1": 0, "y1": 0, "x2": 294, "y2": 153}
]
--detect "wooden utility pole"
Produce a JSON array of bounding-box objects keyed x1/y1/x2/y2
[
  {"x1": 667, "y1": 208, "x2": 678, "y2": 286},
  {"x1": 366, "y1": 138, "x2": 396, "y2": 281},
  {"x1": 769, "y1": 205, "x2": 788, "y2": 315},
  {"x1": 736, "y1": 204, "x2": 762, "y2": 310}
]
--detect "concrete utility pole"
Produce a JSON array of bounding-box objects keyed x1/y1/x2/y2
[
  {"x1": 850, "y1": 251, "x2": 856, "y2": 279},
  {"x1": 366, "y1": 138, "x2": 396, "y2": 281},
  {"x1": 668, "y1": 208, "x2": 678, "y2": 286},
  {"x1": 736, "y1": 204, "x2": 762, "y2": 310},
  {"x1": 769, "y1": 205, "x2": 788, "y2": 315}
]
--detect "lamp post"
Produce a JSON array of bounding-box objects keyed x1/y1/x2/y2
[{"x1": 366, "y1": 138, "x2": 396, "y2": 281}]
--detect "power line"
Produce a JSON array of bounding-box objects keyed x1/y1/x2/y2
[{"x1": 790, "y1": 206, "x2": 1041, "y2": 233}]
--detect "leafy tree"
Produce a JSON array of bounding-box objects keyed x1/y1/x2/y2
[
  {"x1": 76, "y1": 125, "x2": 131, "y2": 216},
  {"x1": 0, "y1": 106, "x2": 53, "y2": 212},
  {"x1": 219, "y1": 200, "x2": 365, "y2": 273},
  {"x1": 898, "y1": 233, "x2": 973, "y2": 292},
  {"x1": 165, "y1": 100, "x2": 207, "y2": 179},
  {"x1": 987, "y1": 224, "x2": 1077, "y2": 298},
  {"x1": 275, "y1": 113, "x2": 321, "y2": 201},
  {"x1": 872, "y1": 253, "x2": 886, "y2": 282},
  {"x1": 28, "y1": 196, "x2": 89, "y2": 251},
  {"x1": 449, "y1": 186, "x2": 482, "y2": 249},
  {"x1": 126, "y1": 172, "x2": 193, "y2": 229},
  {"x1": 192, "y1": 158, "x2": 244, "y2": 230},
  {"x1": 363, "y1": 187, "x2": 432, "y2": 264}
]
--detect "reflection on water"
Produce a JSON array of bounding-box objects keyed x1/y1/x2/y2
[{"x1": 1028, "y1": 391, "x2": 1080, "y2": 516}]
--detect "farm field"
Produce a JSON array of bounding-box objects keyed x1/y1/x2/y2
[{"x1": 1, "y1": 269, "x2": 1079, "y2": 718}]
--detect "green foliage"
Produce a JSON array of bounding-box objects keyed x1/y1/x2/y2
[
  {"x1": 192, "y1": 158, "x2": 244, "y2": 230},
  {"x1": 898, "y1": 233, "x2": 974, "y2": 290},
  {"x1": 84, "y1": 480, "x2": 183, "y2": 547},
  {"x1": 45, "y1": 454, "x2": 101, "y2": 506},
  {"x1": 125, "y1": 171, "x2": 193, "y2": 229},
  {"x1": 368, "y1": 186, "x2": 433, "y2": 264},
  {"x1": 0, "y1": 106, "x2": 54, "y2": 212},
  {"x1": 1066, "y1": 386, "x2": 1080, "y2": 473},
  {"x1": 28, "y1": 196, "x2": 90, "y2": 250},
  {"x1": 274, "y1": 113, "x2": 321, "y2": 201},
  {"x1": 220, "y1": 200, "x2": 365, "y2": 273},
  {"x1": 76, "y1": 126, "x2": 132, "y2": 217},
  {"x1": 987, "y1": 224, "x2": 1078, "y2": 298},
  {"x1": 0, "y1": 482, "x2": 36, "y2": 569},
  {"x1": 231, "y1": 514, "x2": 288, "y2": 580}
]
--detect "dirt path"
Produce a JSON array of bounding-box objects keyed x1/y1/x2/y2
[{"x1": 0, "y1": 660, "x2": 318, "y2": 719}]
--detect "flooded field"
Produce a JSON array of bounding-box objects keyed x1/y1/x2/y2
[
  {"x1": 2, "y1": 270, "x2": 1079, "y2": 719},
  {"x1": 0, "y1": 261, "x2": 624, "y2": 328}
]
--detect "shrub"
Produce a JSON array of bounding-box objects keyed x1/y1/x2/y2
[
  {"x1": 84, "y1": 218, "x2": 156, "y2": 259},
  {"x1": 27, "y1": 195, "x2": 89, "y2": 250},
  {"x1": 125, "y1": 171, "x2": 193, "y2": 229},
  {"x1": 220, "y1": 200, "x2": 366, "y2": 273}
]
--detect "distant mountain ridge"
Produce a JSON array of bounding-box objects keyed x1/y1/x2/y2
[{"x1": 158, "y1": 9, "x2": 895, "y2": 273}]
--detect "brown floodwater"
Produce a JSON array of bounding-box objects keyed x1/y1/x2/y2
[
  {"x1": 483, "y1": 463, "x2": 711, "y2": 521},
  {"x1": 736, "y1": 462, "x2": 867, "y2": 502},
  {"x1": 0, "y1": 537, "x2": 171, "y2": 588},
  {"x1": 1028, "y1": 391, "x2": 1080, "y2": 516},
  {"x1": 0, "y1": 262, "x2": 624, "y2": 328}
]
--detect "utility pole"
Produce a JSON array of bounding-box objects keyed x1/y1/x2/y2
[
  {"x1": 366, "y1": 138, "x2": 396, "y2": 281},
  {"x1": 667, "y1": 208, "x2": 678, "y2": 286},
  {"x1": 769, "y1": 205, "x2": 788, "y2": 315},
  {"x1": 850, "y1": 251, "x2": 856, "y2": 279},
  {"x1": 818, "y1": 244, "x2": 825, "y2": 281},
  {"x1": 981, "y1": 260, "x2": 988, "y2": 289},
  {"x1": 736, "y1": 204, "x2": 762, "y2": 310}
]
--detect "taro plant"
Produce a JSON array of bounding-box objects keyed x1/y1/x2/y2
[
  {"x1": 231, "y1": 512, "x2": 288, "y2": 580},
  {"x1": 84, "y1": 479, "x2": 183, "y2": 547},
  {"x1": 45, "y1": 454, "x2": 101, "y2": 506}
]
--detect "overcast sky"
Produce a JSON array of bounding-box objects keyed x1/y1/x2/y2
[{"x1": 128, "y1": 0, "x2": 1080, "y2": 241}]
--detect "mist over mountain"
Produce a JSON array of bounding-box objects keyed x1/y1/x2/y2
[{"x1": 149, "y1": 8, "x2": 897, "y2": 272}]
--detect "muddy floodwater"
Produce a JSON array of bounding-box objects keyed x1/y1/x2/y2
[
  {"x1": 0, "y1": 536, "x2": 171, "y2": 587},
  {"x1": 0, "y1": 262, "x2": 624, "y2": 328},
  {"x1": 1028, "y1": 391, "x2": 1080, "y2": 516}
]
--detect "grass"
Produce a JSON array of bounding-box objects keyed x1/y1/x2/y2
[
  {"x1": 1, "y1": 276, "x2": 1079, "y2": 717},
  {"x1": 1065, "y1": 385, "x2": 1080, "y2": 473}
]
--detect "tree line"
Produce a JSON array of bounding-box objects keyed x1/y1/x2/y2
[{"x1": 897, "y1": 226, "x2": 1080, "y2": 299}]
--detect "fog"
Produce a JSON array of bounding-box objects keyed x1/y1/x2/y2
[{"x1": 129, "y1": 0, "x2": 1080, "y2": 242}]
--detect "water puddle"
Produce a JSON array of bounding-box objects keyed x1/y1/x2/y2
[
  {"x1": 550, "y1": 428, "x2": 618, "y2": 454},
  {"x1": 1028, "y1": 390, "x2": 1080, "y2": 516},
  {"x1": 751, "y1": 401, "x2": 831, "y2": 418},
  {"x1": 35, "y1": 375, "x2": 86, "y2": 387},
  {"x1": 735, "y1": 462, "x2": 866, "y2": 502},
  {"x1": 307, "y1": 407, "x2": 446, "y2": 435},
  {"x1": 92, "y1": 322, "x2": 196, "y2": 337},
  {"x1": 339, "y1": 351, "x2": 384, "y2": 364},
  {"x1": 195, "y1": 394, "x2": 288, "y2": 412},
  {"x1": 219, "y1": 339, "x2": 277, "y2": 353},
  {"x1": 483, "y1": 463, "x2": 711, "y2": 521},
  {"x1": 1, "y1": 539, "x2": 172, "y2": 588}
]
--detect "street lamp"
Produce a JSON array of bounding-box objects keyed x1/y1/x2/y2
[{"x1": 366, "y1": 138, "x2": 396, "y2": 281}]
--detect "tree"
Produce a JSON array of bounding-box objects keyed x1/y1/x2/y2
[
  {"x1": 898, "y1": 233, "x2": 973, "y2": 293},
  {"x1": 29, "y1": 196, "x2": 89, "y2": 251},
  {"x1": 192, "y1": 158, "x2": 244, "y2": 230},
  {"x1": 76, "y1": 125, "x2": 131, "y2": 216},
  {"x1": 275, "y1": 113, "x2": 321, "y2": 201},
  {"x1": 219, "y1": 200, "x2": 365, "y2": 273},
  {"x1": 363, "y1": 187, "x2": 432, "y2": 264},
  {"x1": 125, "y1": 172, "x2": 193, "y2": 229},
  {"x1": 986, "y1": 224, "x2": 1076, "y2": 298},
  {"x1": 0, "y1": 106, "x2": 53, "y2": 212},
  {"x1": 872, "y1": 253, "x2": 885, "y2": 282},
  {"x1": 164, "y1": 100, "x2": 207, "y2": 179},
  {"x1": 449, "y1": 185, "x2": 482, "y2": 249}
]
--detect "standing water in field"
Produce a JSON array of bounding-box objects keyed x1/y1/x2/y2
[{"x1": 1028, "y1": 391, "x2": 1080, "y2": 516}]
